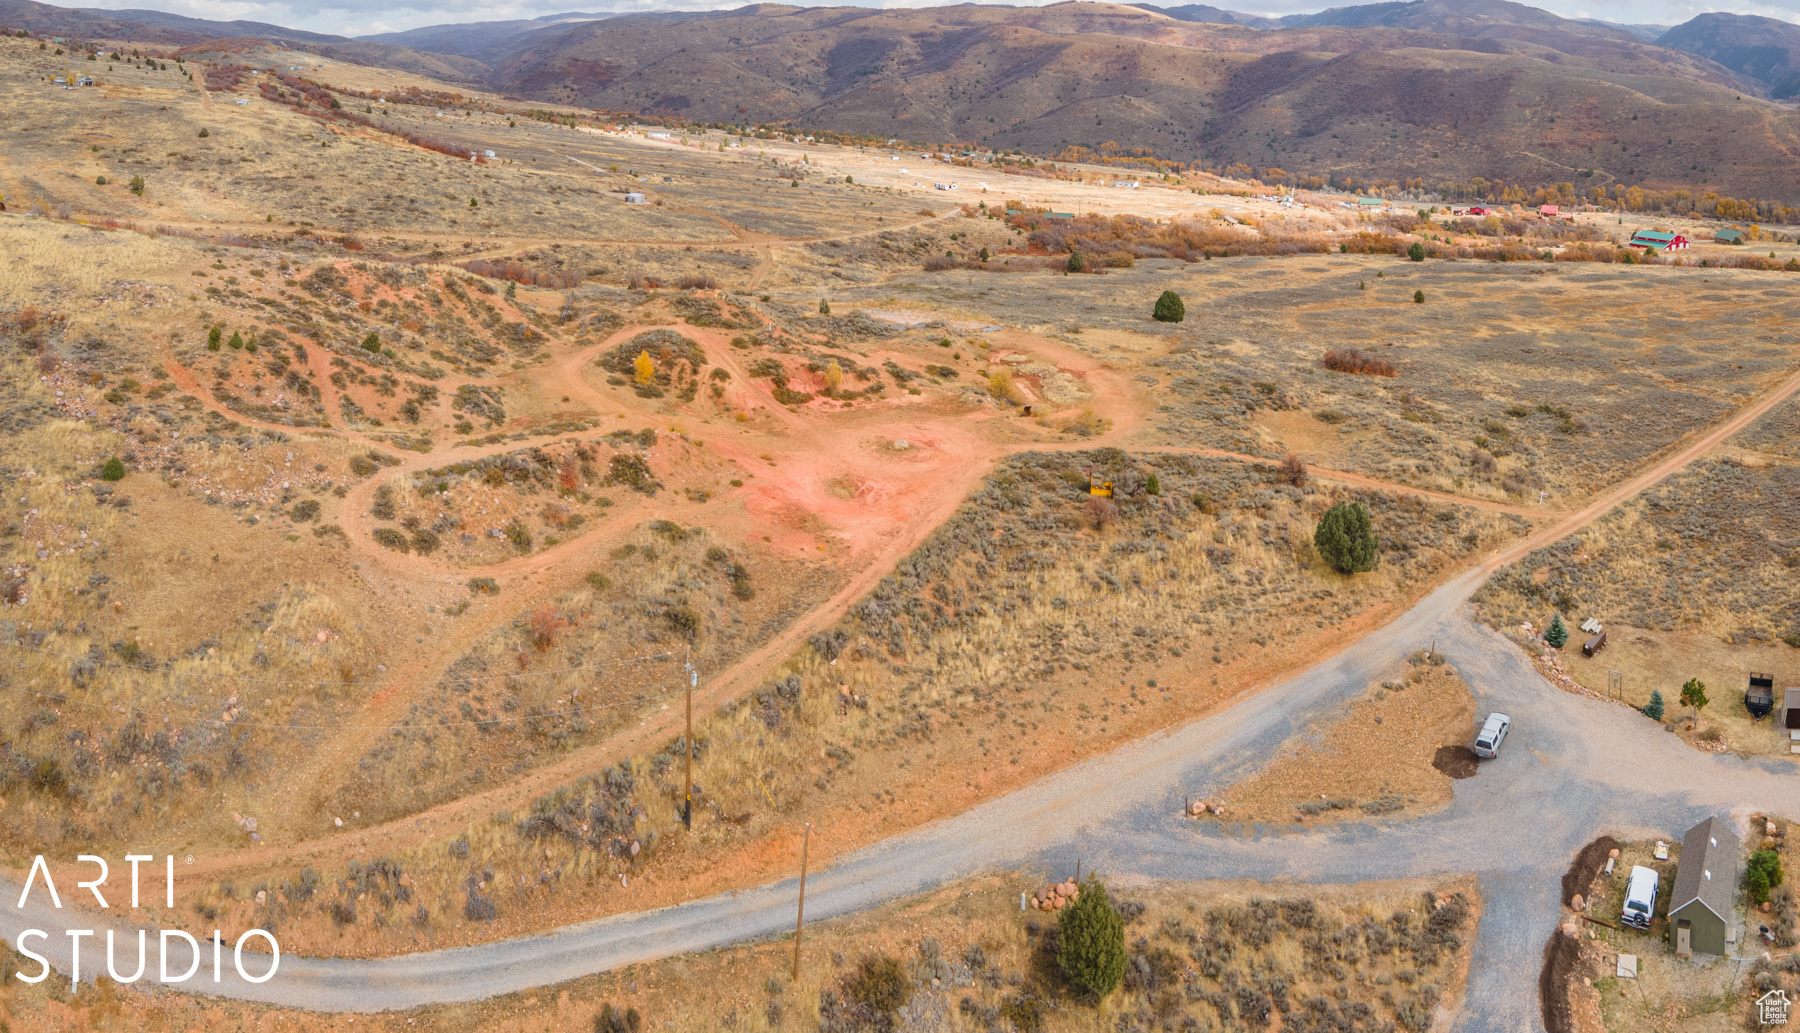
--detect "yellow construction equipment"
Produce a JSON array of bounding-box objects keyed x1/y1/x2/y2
[{"x1": 1088, "y1": 469, "x2": 1113, "y2": 498}]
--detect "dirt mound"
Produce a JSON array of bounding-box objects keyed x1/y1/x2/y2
[
  {"x1": 1431, "y1": 745, "x2": 1479, "y2": 779},
  {"x1": 1539, "y1": 929, "x2": 1581, "y2": 1033},
  {"x1": 1561, "y1": 836, "x2": 1621, "y2": 904}
]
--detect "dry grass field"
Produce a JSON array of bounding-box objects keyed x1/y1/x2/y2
[
  {"x1": 1212, "y1": 653, "x2": 1478, "y2": 826},
  {"x1": 0, "y1": 871, "x2": 1481, "y2": 1033},
  {"x1": 2, "y1": 26, "x2": 1799, "y2": 1015},
  {"x1": 1473, "y1": 433, "x2": 1800, "y2": 757}
]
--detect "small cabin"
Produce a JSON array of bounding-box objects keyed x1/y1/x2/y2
[
  {"x1": 624, "y1": 192, "x2": 647, "y2": 205},
  {"x1": 1669, "y1": 817, "x2": 1738, "y2": 957},
  {"x1": 1747, "y1": 674, "x2": 1775, "y2": 719},
  {"x1": 1715, "y1": 228, "x2": 1745, "y2": 245},
  {"x1": 1787, "y1": 688, "x2": 1800, "y2": 730}
]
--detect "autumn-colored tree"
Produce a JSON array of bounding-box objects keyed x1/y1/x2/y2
[
  {"x1": 633, "y1": 350, "x2": 655, "y2": 385},
  {"x1": 824, "y1": 359, "x2": 844, "y2": 392}
]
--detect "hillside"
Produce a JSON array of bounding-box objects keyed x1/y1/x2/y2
[
  {"x1": 476, "y1": 1, "x2": 1799, "y2": 199},
  {"x1": 5, "y1": 0, "x2": 1800, "y2": 199},
  {"x1": 1657, "y1": 12, "x2": 1800, "y2": 99},
  {"x1": 0, "y1": 0, "x2": 488, "y2": 81}
]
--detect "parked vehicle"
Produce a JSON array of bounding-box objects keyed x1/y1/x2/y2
[
  {"x1": 1472, "y1": 713, "x2": 1511, "y2": 759},
  {"x1": 1622, "y1": 865, "x2": 1660, "y2": 930}
]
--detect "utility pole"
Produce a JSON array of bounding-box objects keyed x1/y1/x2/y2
[
  {"x1": 793, "y1": 822, "x2": 812, "y2": 982},
  {"x1": 684, "y1": 657, "x2": 696, "y2": 830}
]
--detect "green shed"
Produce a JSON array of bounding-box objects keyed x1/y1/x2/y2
[
  {"x1": 1715, "y1": 228, "x2": 1745, "y2": 244},
  {"x1": 1669, "y1": 816, "x2": 1738, "y2": 957}
]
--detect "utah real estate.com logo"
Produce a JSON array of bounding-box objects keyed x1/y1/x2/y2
[{"x1": 1763, "y1": 989, "x2": 1793, "y2": 1026}]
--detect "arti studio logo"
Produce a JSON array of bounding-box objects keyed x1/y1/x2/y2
[
  {"x1": 12, "y1": 854, "x2": 279, "y2": 991},
  {"x1": 1762, "y1": 989, "x2": 1792, "y2": 1026}
]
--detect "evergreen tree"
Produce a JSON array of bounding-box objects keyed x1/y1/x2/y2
[
  {"x1": 819, "y1": 298, "x2": 831, "y2": 315},
  {"x1": 1408, "y1": 242, "x2": 1425, "y2": 261},
  {"x1": 100, "y1": 457, "x2": 125, "y2": 481},
  {"x1": 1152, "y1": 290, "x2": 1185, "y2": 323},
  {"x1": 207, "y1": 326, "x2": 222, "y2": 351},
  {"x1": 1313, "y1": 502, "x2": 1378, "y2": 575},
  {"x1": 1643, "y1": 690, "x2": 1664, "y2": 721},
  {"x1": 1057, "y1": 876, "x2": 1126, "y2": 999},
  {"x1": 227, "y1": 331, "x2": 243, "y2": 350},
  {"x1": 1067, "y1": 251, "x2": 1085, "y2": 273},
  {"x1": 1413, "y1": 289, "x2": 1426, "y2": 304},
  {"x1": 1545, "y1": 614, "x2": 1568, "y2": 649}
]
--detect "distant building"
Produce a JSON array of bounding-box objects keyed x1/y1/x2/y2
[
  {"x1": 1714, "y1": 228, "x2": 1745, "y2": 244},
  {"x1": 1110, "y1": 180, "x2": 1140, "y2": 189},
  {"x1": 1466, "y1": 206, "x2": 1494, "y2": 215},
  {"x1": 1357, "y1": 197, "x2": 1385, "y2": 207},
  {"x1": 646, "y1": 130, "x2": 671, "y2": 140},
  {"x1": 625, "y1": 192, "x2": 647, "y2": 204},
  {"x1": 1668, "y1": 816, "x2": 1737, "y2": 957},
  {"x1": 76, "y1": 76, "x2": 93, "y2": 87},
  {"x1": 1046, "y1": 212, "x2": 1074, "y2": 219},
  {"x1": 1538, "y1": 204, "x2": 1559, "y2": 216},
  {"x1": 485, "y1": 150, "x2": 496, "y2": 159},
  {"x1": 1628, "y1": 229, "x2": 1688, "y2": 250}
]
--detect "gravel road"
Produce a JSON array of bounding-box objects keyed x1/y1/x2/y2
[{"x1": 6, "y1": 566, "x2": 1796, "y2": 1031}]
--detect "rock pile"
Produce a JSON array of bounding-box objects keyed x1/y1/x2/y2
[{"x1": 1030, "y1": 879, "x2": 1079, "y2": 911}]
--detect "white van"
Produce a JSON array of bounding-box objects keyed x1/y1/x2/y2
[
  {"x1": 1473, "y1": 713, "x2": 1510, "y2": 758},
  {"x1": 1621, "y1": 865, "x2": 1659, "y2": 930}
]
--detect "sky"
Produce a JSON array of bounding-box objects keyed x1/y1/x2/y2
[{"x1": 66, "y1": 0, "x2": 1800, "y2": 40}]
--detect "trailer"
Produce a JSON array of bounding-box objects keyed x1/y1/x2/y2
[{"x1": 1747, "y1": 673, "x2": 1775, "y2": 719}]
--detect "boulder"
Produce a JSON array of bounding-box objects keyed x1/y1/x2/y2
[
  {"x1": 1571, "y1": 894, "x2": 1585, "y2": 912},
  {"x1": 1561, "y1": 922, "x2": 1578, "y2": 938},
  {"x1": 1608, "y1": 848, "x2": 1620, "y2": 859}
]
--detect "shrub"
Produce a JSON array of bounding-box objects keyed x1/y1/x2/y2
[
  {"x1": 988, "y1": 368, "x2": 1023, "y2": 403},
  {"x1": 1413, "y1": 289, "x2": 1426, "y2": 304},
  {"x1": 100, "y1": 457, "x2": 126, "y2": 481},
  {"x1": 1152, "y1": 290, "x2": 1185, "y2": 323},
  {"x1": 207, "y1": 326, "x2": 222, "y2": 350},
  {"x1": 846, "y1": 954, "x2": 909, "y2": 1015},
  {"x1": 1066, "y1": 251, "x2": 1085, "y2": 273},
  {"x1": 1321, "y1": 348, "x2": 1397, "y2": 376},
  {"x1": 1749, "y1": 851, "x2": 1783, "y2": 904},
  {"x1": 371, "y1": 528, "x2": 409, "y2": 552},
  {"x1": 504, "y1": 521, "x2": 533, "y2": 552},
  {"x1": 665, "y1": 606, "x2": 701, "y2": 642},
  {"x1": 129, "y1": 175, "x2": 145, "y2": 196},
  {"x1": 467, "y1": 577, "x2": 499, "y2": 595},
  {"x1": 1105, "y1": 250, "x2": 1135, "y2": 268},
  {"x1": 1544, "y1": 614, "x2": 1568, "y2": 649},
  {"x1": 290, "y1": 499, "x2": 320, "y2": 522},
  {"x1": 95, "y1": 175, "x2": 107, "y2": 185},
  {"x1": 1144, "y1": 472, "x2": 1159, "y2": 495},
  {"x1": 409, "y1": 528, "x2": 440, "y2": 554},
  {"x1": 1408, "y1": 242, "x2": 1425, "y2": 261},
  {"x1": 1086, "y1": 495, "x2": 1118, "y2": 530},
  {"x1": 1644, "y1": 689, "x2": 1665, "y2": 721},
  {"x1": 1279, "y1": 452, "x2": 1307, "y2": 487},
  {"x1": 593, "y1": 1003, "x2": 643, "y2": 1033},
  {"x1": 1058, "y1": 876, "x2": 1126, "y2": 999},
  {"x1": 1314, "y1": 502, "x2": 1378, "y2": 575},
  {"x1": 198, "y1": 128, "x2": 209, "y2": 138},
  {"x1": 1680, "y1": 677, "x2": 1708, "y2": 714},
  {"x1": 819, "y1": 298, "x2": 831, "y2": 315},
  {"x1": 607, "y1": 454, "x2": 659, "y2": 494},
  {"x1": 227, "y1": 331, "x2": 243, "y2": 350}
]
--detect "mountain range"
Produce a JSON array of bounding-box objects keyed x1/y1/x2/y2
[{"x1": 6, "y1": 0, "x2": 1800, "y2": 200}]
